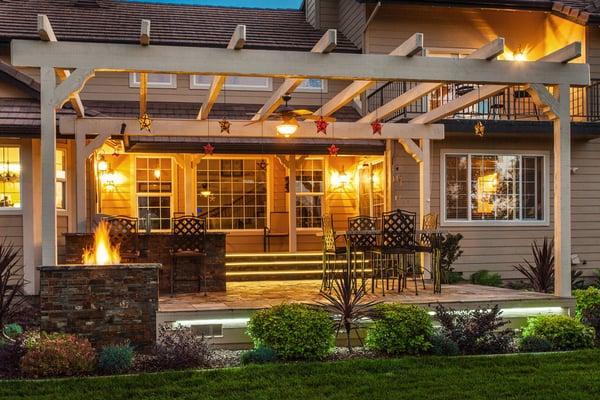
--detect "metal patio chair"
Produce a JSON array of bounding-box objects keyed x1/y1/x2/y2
[
  {"x1": 414, "y1": 213, "x2": 440, "y2": 290},
  {"x1": 321, "y1": 214, "x2": 346, "y2": 292},
  {"x1": 170, "y1": 216, "x2": 207, "y2": 296},
  {"x1": 104, "y1": 215, "x2": 141, "y2": 262},
  {"x1": 347, "y1": 215, "x2": 379, "y2": 291}
]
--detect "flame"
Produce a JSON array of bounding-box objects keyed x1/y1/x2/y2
[{"x1": 82, "y1": 221, "x2": 121, "y2": 265}]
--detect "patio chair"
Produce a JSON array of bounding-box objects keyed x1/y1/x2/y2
[
  {"x1": 170, "y1": 216, "x2": 207, "y2": 296},
  {"x1": 347, "y1": 215, "x2": 379, "y2": 291},
  {"x1": 321, "y1": 214, "x2": 346, "y2": 292},
  {"x1": 373, "y1": 209, "x2": 418, "y2": 295},
  {"x1": 414, "y1": 213, "x2": 440, "y2": 290},
  {"x1": 263, "y1": 211, "x2": 289, "y2": 252},
  {"x1": 103, "y1": 215, "x2": 140, "y2": 262}
]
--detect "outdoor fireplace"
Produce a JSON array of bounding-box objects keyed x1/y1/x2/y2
[{"x1": 39, "y1": 223, "x2": 161, "y2": 350}]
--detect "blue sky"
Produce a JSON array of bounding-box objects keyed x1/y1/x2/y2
[{"x1": 127, "y1": 0, "x2": 303, "y2": 9}]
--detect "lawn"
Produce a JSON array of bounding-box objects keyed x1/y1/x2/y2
[{"x1": 2, "y1": 350, "x2": 600, "y2": 400}]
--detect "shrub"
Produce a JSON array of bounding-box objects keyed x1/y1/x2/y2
[
  {"x1": 435, "y1": 304, "x2": 514, "y2": 355},
  {"x1": 151, "y1": 324, "x2": 212, "y2": 371},
  {"x1": 247, "y1": 303, "x2": 334, "y2": 361},
  {"x1": 366, "y1": 304, "x2": 433, "y2": 355},
  {"x1": 581, "y1": 304, "x2": 600, "y2": 345},
  {"x1": 440, "y1": 233, "x2": 464, "y2": 284},
  {"x1": 0, "y1": 337, "x2": 26, "y2": 378},
  {"x1": 522, "y1": 315, "x2": 595, "y2": 351},
  {"x1": 240, "y1": 345, "x2": 277, "y2": 365},
  {"x1": 430, "y1": 331, "x2": 460, "y2": 356},
  {"x1": 98, "y1": 343, "x2": 135, "y2": 374},
  {"x1": 518, "y1": 336, "x2": 553, "y2": 353},
  {"x1": 20, "y1": 332, "x2": 96, "y2": 378},
  {"x1": 573, "y1": 287, "x2": 600, "y2": 320},
  {"x1": 470, "y1": 270, "x2": 502, "y2": 287}
]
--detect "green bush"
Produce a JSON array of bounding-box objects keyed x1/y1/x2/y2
[
  {"x1": 470, "y1": 270, "x2": 502, "y2": 287},
  {"x1": 2, "y1": 323, "x2": 23, "y2": 339},
  {"x1": 20, "y1": 332, "x2": 96, "y2": 378},
  {"x1": 518, "y1": 336, "x2": 553, "y2": 353},
  {"x1": 98, "y1": 344, "x2": 134, "y2": 374},
  {"x1": 241, "y1": 345, "x2": 277, "y2": 365},
  {"x1": 430, "y1": 331, "x2": 460, "y2": 356},
  {"x1": 522, "y1": 315, "x2": 595, "y2": 351},
  {"x1": 573, "y1": 287, "x2": 600, "y2": 320},
  {"x1": 247, "y1": 304, "x2": 334, "y2": 361},
  {"x1": 366, "y1": 304, "x2": 433, "y2": 355}
]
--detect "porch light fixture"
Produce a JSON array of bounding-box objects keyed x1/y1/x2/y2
[
  {"x1": 330, "y1": 167, "x2": 352, "y2": 190},
  {"x1": 96, "y1": 154, "x2": 109, "y2": 173},
  {"x1": 514, "y1": 45, "x2": 527, "y2": 62},
  {"x1": 276, "y1": 118, "x2": 299, "y2": 137},
  {"x1": 153, "y1": 168, "x2": 161, "y2": 180}
]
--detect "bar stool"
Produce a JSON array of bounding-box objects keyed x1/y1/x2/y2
[
  {"x1": 321, "y1": 214, "x2": 346, "y2": 292},
  {"x1": 170, "y1": 216, "x2": 207, "y2": 296},
  {"x1": 347, "y1": 215, "x2": 378, "y2": 291},
  {"x1": 104, "y1": 215, "x2": 140, "y2": 262}
]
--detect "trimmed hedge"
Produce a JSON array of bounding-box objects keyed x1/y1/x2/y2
[{"x1": 522, "y1": 315, "x2": 595, "y2": 351}]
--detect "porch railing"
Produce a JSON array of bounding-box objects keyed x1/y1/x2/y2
[{"x1": 366, "y1": 79, "x2": 600, "y2": 122}]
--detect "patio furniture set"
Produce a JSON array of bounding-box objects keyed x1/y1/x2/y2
[{"x1": 320, "y1": 210, "x2": 443, "y2": 296}]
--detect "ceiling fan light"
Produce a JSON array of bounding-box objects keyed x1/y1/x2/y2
[{"x1": 276, "y1": 120, "x2": 299, "y2": 137}]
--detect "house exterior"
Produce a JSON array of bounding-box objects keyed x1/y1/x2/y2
[{"x1": 0, "y1": 0, "x2": 597, "y2": 299}]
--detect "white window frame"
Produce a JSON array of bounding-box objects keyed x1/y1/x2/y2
[
  {"x1": 134, "y1": 156, "x2": 175, "y2": 232},
  {"x1": 189, "y1": 75, "x2": 273, "y2": 91},
  {"x1": 0, "y1": 145, "x2": 21, "y2": 213},
  {"x1": 296, "y1": 157, "x2": 325, "y2": 231},
  {"x1": 56, "y1": 147, "x2": 68, "y2": 212},
  {"x1": 440, "y1": 149, "x2": 550, "y2": 227},
  {"x1": 129, "y1": 73, "x2": 177, "y2": 89},
  {"x1": 296, "y1": 78, "x2": 328, "y2": 93}
]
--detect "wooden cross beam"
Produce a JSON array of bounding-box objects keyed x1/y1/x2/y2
[
  {"x1": 37, "y1": 14, "x2": 86, "y2": 116},
  {"x1": 197, "y1": 25, "x2": 246, "y2": 120},
  {"x1": 314, "y1": 33, "x2": 424, "y2": 117},
  {"x1": 250, "y1": 29, "x2": 337, "y2": 122}
]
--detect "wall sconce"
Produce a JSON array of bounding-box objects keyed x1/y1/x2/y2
[
  {"x1": 97, "y1": 153, "x2": 109, "y2": 173},
  {"x1": 330, "y1": 167, "x2": 352, "y2": 191},
  {"x1": 100, "y1": 170, "x2": 125, "y2": 192}
]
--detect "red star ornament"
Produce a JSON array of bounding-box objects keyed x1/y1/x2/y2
[
  {"x1": 203, "y1": 143, "x2": 215, "y2": 155},
  {"x1": 328, "y1": 144, "x2": 340, "y2": 156},
  {"x1": 371, "y1": 120, "x2": 382, "y2": 135},
  {"x1": 315, "y1": 118, "x2": 329, "y2": 135}
]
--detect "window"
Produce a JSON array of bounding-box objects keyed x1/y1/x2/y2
[
  {"x1": 130, "y1": 73, "x2": 177, "y2": 88},
  {"x1": 196, "y1": 158, "x2": 267, "y2": 230},
  {"x1": 56, "y1": 149, "x2": 66, "y2": 210},
  {"x1": 136, "y1": 157, "x2": 173, "y2": 231},
  {"x1": 190, "y1": 75, "x2": 272, "y2": 91},
  {"x1": 0, "y1": 146, "x2": 20, "y2": 209},
  {"x1": 297, "y1": 79, "x2": 327, "y2": 93},
  {"x1": 443, "y1": 152, "x2": 546, "y2": 223},
  {"x1": 358, "y1": 161, "x2": 384, "y2": 218},
  {"x1": 296, "y1": 159, "x2": 324, "y2": 228}
]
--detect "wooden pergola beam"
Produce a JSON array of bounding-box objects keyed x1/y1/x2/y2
[
  {"x1": 37, "y1": 14, "x2": 86, "y2": 117},
  {"x1": 409, "y1": 42, "x2": 583, "y2": 125},
  {"x1": 359, "y1": 37, "x2": 505, "y2": 123},
  {"x1": 251, "y1": 29, "x2": 337, "y2": 122},
  {"x1": 314, "y1": 33, "x2": 424, "y2": 117},
  {"x1": 197, "y1": 25, "x2": 246, "y2": 120},
  {"x1": 59, "y1": 115, "x2": 445, "y2": 140}
]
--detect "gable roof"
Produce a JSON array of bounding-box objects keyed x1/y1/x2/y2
[
  {"x1": 0, "y1": 0, "x2": 358, "y2": 52},
  {"x1": 0, "y1": 58, "x2": 40, "y2": 99}
]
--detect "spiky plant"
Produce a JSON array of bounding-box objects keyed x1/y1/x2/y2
[
  {"x1": 513, "y1": 238, "x2": 554, "y2": 293},
  {"x1": 319, "y1": 273, "x2": 379, "y2": 352},
  {"x1": 0, "y1": 238, "x2": 25, "y2": 341}
]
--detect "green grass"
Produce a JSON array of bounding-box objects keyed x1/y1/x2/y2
[{"x1": 2, "y1": 350, "x2": 600, "y2": 399}]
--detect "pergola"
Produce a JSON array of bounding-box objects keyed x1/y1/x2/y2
[{"x1": 11, "y1": 15, "x2": 589, "y2": 297}]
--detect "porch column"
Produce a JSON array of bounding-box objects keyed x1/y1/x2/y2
[
  {"x1": 75, "y1": 130, "x2": 87, "y2": 232},
  {"x1": 554, "y1": 84, "x2": 571, "y2": 297},
  {"x1": 40, "y1": 66, "x2": 58, "y2": 265},
  {"x1": 288, "y1": 158, "x2": 297, "y2": 252},
  {"x1": 184, "y1": 155, "x2": 196, "y2": 215},
  {"x1": 419, "y1": 139, "x2": 431, "y2": 278}
]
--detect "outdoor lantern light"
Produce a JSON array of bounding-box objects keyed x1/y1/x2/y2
[
  {"x1": 330, "y1": 167, "x2": 351, "y2": 190},
  {"x1": 97, "y1": 154, "x2": 109, "y2": 173},
  {"x1": 276, "y1": 118, "x2": 299, "y2": 137}
]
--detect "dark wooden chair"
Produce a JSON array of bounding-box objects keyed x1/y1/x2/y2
[
  {"x1": 104, "y1": 215, "x2": 140, "y2": 262},
  {"x1": 263, "y1": 212, "x2": 289, "y2": 252},
  {"x1": 170, "y1": 216, "x2": 207, "y2": 296},
  {"x1": 347, "y1": 216, "x2": 378, "y2": 290},
  {"x1": 415, "y1": 213, "x2": 442, "y2": 293},
  {"x1": 321, "y1": 214, "x2": 346, "y2": 292}
]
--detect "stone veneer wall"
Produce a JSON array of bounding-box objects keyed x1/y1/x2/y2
[
  {"x1": 63, "y1": 232, "x2": 227, "y2": 294},
  {"x1": 39, "y1": 264, "x2": 160, "y2": 350}
]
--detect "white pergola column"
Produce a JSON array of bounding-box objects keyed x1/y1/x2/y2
[
  {"x1": 419, "y1": 139, "x2": 431, "y2": 278},
  {"x1": 75, "y1": 130, "x2": 87, "y2": 231},
  {"x1": 554, "y1": 84, "x2": 571, "y2": 297},
  {"x1": 40, "y1": 66, "x2": 58, "y2": 265},
  {"x1": 288, "y1": 159, "x2": 298, "y2": 252}
]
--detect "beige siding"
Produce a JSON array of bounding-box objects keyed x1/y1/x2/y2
[
  {"x1": 305, "y1": 0, "x2": 318, "y2": 29},
  {"x1": 0, "y1": 215, "x2": 24, "y2": 276},
  {"x1": 319, "y1": 0, "x2": 339, "y2": 29},
  {"x1": 339, "y1": 0, "x2": 365, "y2": 49},
  {"x1": 392, "y1": 134, "x2": 600, "y2": 281},
  {"x1": 587, "y1": 26, "x2": 600, "y2": 79}
]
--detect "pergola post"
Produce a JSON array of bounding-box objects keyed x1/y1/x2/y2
[
  {"x1": 554, "y1": 83, "x2": 571, "y2": 297},
  {"x1": 75, "y1": 130, "x2": 87, "y2": 232},
  {"x1": 419, "y1": 139, "x2": 431, "y2": 277},
  {"x1": 40, "y1": 66, "x2": 58, "y2": 265},
  {"x1": 288, "y1": 158, "x2": 298, "y2": 252}
]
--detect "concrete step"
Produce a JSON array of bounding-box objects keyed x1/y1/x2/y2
[{"x1": 226, "y1": 269, "x2": 373, "y2": 282}]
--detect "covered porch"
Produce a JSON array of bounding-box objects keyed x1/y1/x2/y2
[{"x1": 10, "y1": 15, "x2": 590, "y2": 302}]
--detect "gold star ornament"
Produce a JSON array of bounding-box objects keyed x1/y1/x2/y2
[{"x1": 138, "y1": 113, "x2": 152, "y2": 132}]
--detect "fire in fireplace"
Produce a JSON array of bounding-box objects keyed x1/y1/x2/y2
[{"x1": 82, "y1": 220, "x2": 121, "y2": 265}]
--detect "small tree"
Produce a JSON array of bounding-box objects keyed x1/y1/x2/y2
[{"x1": 0, "y1": 239, "x2": 25, "y2": 341}]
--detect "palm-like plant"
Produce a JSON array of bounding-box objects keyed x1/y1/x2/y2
[
  {"x1": 319, "y1": 273, "x2": 379, "y2": 352},
  {"x1": 0, "y1": 239, "x2": 25, "y2": 341},
  {"x1": 513, "y1": 238, "x2": 554, "y2": 293}
]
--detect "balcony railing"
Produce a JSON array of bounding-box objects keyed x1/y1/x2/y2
[{"x1": 366, "y1": 80, "x2": 600, "y2": 123}]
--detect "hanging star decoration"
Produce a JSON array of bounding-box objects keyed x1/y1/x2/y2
[
  {"x1": 138, "y1": 113, "x2": 152, "y2": 133},
  {"x1": 328, "y1": 144, "x2": 340, "y2": 156},
  {"x1": 219, "y1": 118, "x2": 231, "y2": 134},
  {"x1": 203, "y1": 143, "x2": 215, "y2": 155},
  {"x1": 257, "y1": 159, "x2": 268, "y2": 171},
  {"x1": 474, "y1": 121, "x2": 485, "y2": 137},
  {"x1": 315, "y1": 117, "x2": 329, "y2": 135},
  {"x1": 371, "y1": 120, "x2": 383, "y2": 136}
]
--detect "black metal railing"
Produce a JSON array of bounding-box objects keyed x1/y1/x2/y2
[{"x1": 366, "y1": 79, "x2": 600, "y2": 122}]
